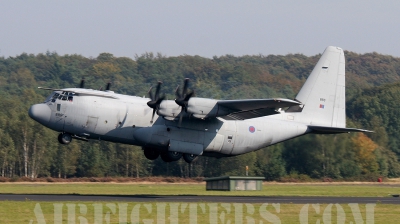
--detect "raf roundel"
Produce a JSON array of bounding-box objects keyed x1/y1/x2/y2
[{"x1": 249, "y1": 126, "x2": 256, "y2": 133}]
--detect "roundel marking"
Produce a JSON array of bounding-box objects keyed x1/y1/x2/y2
[{"x1": 249, "y1": 126, "x2": 256, "y2": 133}]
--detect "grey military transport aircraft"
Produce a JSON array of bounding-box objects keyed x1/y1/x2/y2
[{"x1": 29, "y1": 46, "x2": 370, "y2": 164}]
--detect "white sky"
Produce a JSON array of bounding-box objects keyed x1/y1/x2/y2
[{"x1": 1, "y1": 1, "x2": 400, "y2": 58}]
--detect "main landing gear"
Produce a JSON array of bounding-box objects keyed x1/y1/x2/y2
[
  {"x1": 183, "y1": 153, "x2": 198, "y2": 163},
  {"x1": 142, "y1": 147, "x2": 197, "y2": 163},
  {"x1": 143, "y1": 148, "x2": 160, "y2": 160},
  {"x1": 58, "y1": 132, "x2": 72, "y2": 145}
]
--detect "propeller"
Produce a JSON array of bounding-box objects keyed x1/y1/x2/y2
[
  {"x1": 79, "y1": 78, "x2": 85, "y2": 88},
  {"x1": 147, "y1": 81, "x2": 165, "y2": 123},
  {"x1": 175, "y1": 78, "x2": 194, "y2": 127}
]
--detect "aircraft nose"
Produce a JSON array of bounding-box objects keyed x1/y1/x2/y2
[{"x1": 28, "y1": 104, "x2": 51, "y2": 125}]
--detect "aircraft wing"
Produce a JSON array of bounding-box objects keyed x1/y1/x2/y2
[{"x1": 217, "y1": 98, "x2": 301, "y2": 120}]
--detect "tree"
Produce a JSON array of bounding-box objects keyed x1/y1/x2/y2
[{"x1": 352, "y1": 133, "x2": 379, "y2": 174}]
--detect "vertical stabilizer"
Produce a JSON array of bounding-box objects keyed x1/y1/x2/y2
[{"x1": 295, "y1": 46, "x2": 346, "y2": 127}]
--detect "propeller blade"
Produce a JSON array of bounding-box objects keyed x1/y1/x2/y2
[
  {"x1": 182, "y1": 78, "x2": 189, "y2": 94},
  {"x1": 155, "y1": 81, "x2": 162, "y2": 100},
  {"x1": 150, "y1": 109, "x2": 156, "y2": 123},
  {"x1": 147, "y1": 81, "x2": 164, "y2": 123},
  {"x1": 175, "y1": 78, "x2": 194, "y2": 110},
  {"x1": 148, "y1": 86, "x2": 154, "y2": 100},
  {"x1": 184, "y1": 91, "x2": 194, "y2": 101},
  {"x1": 175, "y1": 85, "x2": 181, "y2": 99},
  {"x1": 178, "y1": 111, "x2": 183, "y2": 127},
  {"x1": 157, "y1": 94, "x2": 165, "y2": 104}
]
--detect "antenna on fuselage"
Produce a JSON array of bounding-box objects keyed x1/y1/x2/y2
[
  {"x1": 79, "y1": 78, "x2": 85, "y2": 88},
  {"x1": 106, "y1": 82, "x2": 111, "y2": 91}
]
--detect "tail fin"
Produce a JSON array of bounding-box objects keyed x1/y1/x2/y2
[{"x1": 294, "y1": 46, "x2": 346, "y2": 127}]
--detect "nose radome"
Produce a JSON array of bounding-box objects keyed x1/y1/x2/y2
[{"x1": 28, "y1": 104, "x2": 51, "y2": 125}]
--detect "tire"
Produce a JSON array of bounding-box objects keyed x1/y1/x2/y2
[
  {"x1": 143, "y1": 148, "x2": 160, "y2": 160},
  {"x1": 183, "y1": 153, "x2": 198, "y2": 163},
  {"x1": 160, "y1": 152, "x2": 172, "y2": 162},
  {"x1": 58, "y1": 133, "x2": 72, "y2": 145},
  {"x1": 167, "y1": 151, "x2": 182, "y2": 161},
  {"x1": 160, "y1": 151, "x2": 182, "y2": 162}
]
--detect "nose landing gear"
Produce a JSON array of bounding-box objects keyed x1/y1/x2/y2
[{"x1": 58, "y1": 132, "x2": 72, "y2": 145}]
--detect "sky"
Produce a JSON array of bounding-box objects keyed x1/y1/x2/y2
[{"x1": 1, "y1": 1, "x2": 400, "y2": 59}]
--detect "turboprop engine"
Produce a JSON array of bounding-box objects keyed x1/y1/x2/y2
[
  {"x1": 147, "y1": 78, "x2": 232, "y2": 122},
  {"x1": 186, "y1": 98, "x2": 231, "y2": 119},
  {"x1": 156, "y1": 98, "x2": 231, "y2": 120}
]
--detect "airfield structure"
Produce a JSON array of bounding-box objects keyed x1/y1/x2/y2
[{"x1": 204, "y1": 176, "x2": 265, "y2": 191}]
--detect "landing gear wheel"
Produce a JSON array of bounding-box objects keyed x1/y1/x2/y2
[
  {"x1": 143, "y1": 148, "x2": 160, "y2": 160},
  {"x1": 160, "y1": 151, "x2": 182, "y2": 162},
  {"x1": 160, "y1": 152, "x2": 172, "y2": 162},
  {"x1": 58, "y1": 133, "x2": 72, "y2": 145},
  {"x1": 183, "y1": 154, "x2": 198, "y2": 163},
  {"x1": 167, "y1": 151, "x2": 182, "y2": 161}
]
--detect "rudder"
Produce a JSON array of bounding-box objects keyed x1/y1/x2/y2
[{"x1": 294, "y1": 46, "x2": 346, "y2": 128}]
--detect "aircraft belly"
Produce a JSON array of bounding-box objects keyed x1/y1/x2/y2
[
  {"x1": 204, "y1": 133, "x2": 224, "y2": 152},
  {"x1": 166, "y1": 127, "x2": 204, "y2": 145},
  {"x1": 169, "y1": 140, "x2": 203, "y2": 155}
]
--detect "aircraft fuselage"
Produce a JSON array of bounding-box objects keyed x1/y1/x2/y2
[{"x1": 31, "y1": 89, "x2": 308, "y2": 158}]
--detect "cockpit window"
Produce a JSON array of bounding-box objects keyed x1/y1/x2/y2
[{"x1": 49, "y1": 91, "x2": 74, "y2": 102}]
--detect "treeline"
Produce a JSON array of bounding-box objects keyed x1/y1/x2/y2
[{"x1": 0, "y1": 50, "x2": 399, "y2": 180}]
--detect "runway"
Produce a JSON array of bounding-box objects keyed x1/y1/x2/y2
[{"x1": 1, "y1": 194, "x2": 399, "y2": 204}]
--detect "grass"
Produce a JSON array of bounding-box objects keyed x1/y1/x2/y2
[
  {"x1": 0, "y1": 182, "x2": 399, "y2": 197},
  {"x1": 1, "y1": 182, "x2": 400, "y2": 223},
  {"x1": 1, "y1": 201, "x2": 399, "y2": 223}
]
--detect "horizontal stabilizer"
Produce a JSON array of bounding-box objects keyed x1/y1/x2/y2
[{"x1": 308, "y1": 125, "x2": 373, "y2": 134}]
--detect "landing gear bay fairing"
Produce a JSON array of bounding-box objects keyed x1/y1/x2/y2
[{"x1": 29, "y1": 46, "x2": 370, "y2": 163}]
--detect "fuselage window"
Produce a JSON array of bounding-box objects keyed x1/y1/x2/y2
[
  {"x1": 62, "y1": 95, "x2": 68, "y2": 101},
  {"x1": 68, "y1": 96, "x2": 73, "y2": 102},
  {"x1": 58, "y1": 95, "x2": 63, "y2": 100},
  {"x1": 57, "y1": 104, "x2": 61, "y2": 111}
]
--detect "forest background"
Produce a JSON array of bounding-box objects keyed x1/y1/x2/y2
[{"x1": 1, "y1": 50, "x2": 399, "y2": 181}]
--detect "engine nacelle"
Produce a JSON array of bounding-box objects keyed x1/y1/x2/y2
[
  {"x1": 157, "y1": 98, "x2": 232, "y2": 120},
  {"x1": 157, "y1": 100, "x2": 182, "y2": 119},
  {"x1": 186, "y1": 97, "x2": 231, "y2": 119}
]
